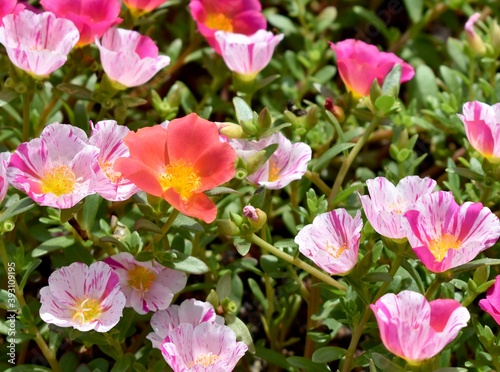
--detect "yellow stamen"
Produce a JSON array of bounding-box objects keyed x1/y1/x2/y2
[
  {"x1": 268, "y1": 160, "x2": 280, "y2": 182},
  {"x1": 325, "y1": 241, "x2": 347, "y2": 259},
  {"x1": 70, "y1": 296, "x2": 101, "y2": 325},
  {"x1": 387, "y1": 202, "x2": 404, "y2": 214},
  {"x1": 205, "y1": 13, "x2": 233, "y2": 32},
  {"x1": 188, "y1": 353, "x2": 221, "y2": 368},
  {"x1": 41, "y1": 165, "x2": 76, "y2": 196},
  {"x1": 99, "y1": 160, "x2": 122, "y2": 183},
  {"x1": 159, "y1": 160, "x2": 202, "y2": 201},
  {"x1": 429, "y1": 233, "x2": 461, "y2": 262},
  {"x1": 127, "y1": 266, "x2": 156, "y2": 294}
]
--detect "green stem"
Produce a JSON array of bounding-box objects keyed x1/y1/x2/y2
[
  {"x1": 35, "y1": 95, "x2": 59, "y2": 136},
  {"x1": 304, "y1": 278, "x2": 320, "y2": 359},
  {"x1": 305, "y1": 171, "x2": 331, "y2": 196},
  {"x1": 249, "y1": 234, "x2": 346, "y2": 291},
  {"x1": 425, "y1": 275, "x2": 443, "y2": 300},
  {"x1": 328, "y1": 116, "x2": 382, "y2": 208},
  {"x1": 0, "y1": 237, "x2": 61, "y2": 372},
  {"x1": 341, "y1": 255, "x2": 404, "y2": 372},
  {"x1": 22, "y1": 93, "x2": 33, "y2": 142},
  {"x1": 144, "y1": 209, "x2": 180, "y2": 251}
]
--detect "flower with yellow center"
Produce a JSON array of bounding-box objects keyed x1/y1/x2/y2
[
  {"x1": 267, "y1": 160, "x2": 281, "y2": 182},
  {"x1": 325, "y1": 241, "x2": 347, "y2": 259},
  {"x1": 428, "y1": 234, "x2": 462, "y2": 262},
  {"x1": 189, "y1": 353, "x2": 221, "y2": 368},
  {"x1": 205, "y1": 13, "x2": 233, "y2": 32},
  {"x1": 127, "y1": 265, "x2": 156, "y2": 294},
  {"x1": 70, "y1": 296, "x2": 102, "y2": 325},
  {"x1": 99, "y1": 160, "x2": 123, "y2": 184},
  {"x1": 159, "y1": 160, "x2": 202, "y2": 201},
  {"x1": 41, "y1": 165, "x2": 76, "y2": 196}
]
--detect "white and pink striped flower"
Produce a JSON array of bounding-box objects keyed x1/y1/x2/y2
[
  {"x1": 404, "y1": 191, "x2": 500, "y2": 273},
  {"x1": 359, "y1": 176, "x2": 436, "y2": 241},
  {"x1": 7, "y1": 123, "x2": 98, "y2": 209},
  {"x1": 215, "y1": 29, "x2": 284, "y2": 80},
  {"x1": 105, "y1": 252, "x2": 187, "y2": 315},
  {"x1": 0, "y1": 152, "x2": 11, "y2": 203},
  {"x1": 39, "y1": 262, "x2": 126, "y2": 332},
  {"x1": 0, "y1": 9, "x2": 79, "y2": 78},
  {"x1": 370, "y1": 291, "x2": 470, "y2": 363},
  {"x1": 161, "y1": 322, "x2": 248, "y2": 372},
  {"x1": 89, "y1": 120, "x2": 140, "y2": 201},
  {"x1": 147, "y1": 299, "x2": 224, "y2": 349},
  {"x1": 458, "y1": 101, "x2": 500, "y2": 163},
  {"x1": 230, "y1": 132, "x2": 311, "y2": 189},
  {"x1": 295, "y1": 209, "x2": 362, "y2": 275},
  {"x1": 96, "y1": 27, "x2": 170, "y2": 88}
]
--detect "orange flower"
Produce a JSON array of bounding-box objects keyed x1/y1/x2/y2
[{"x1": 114, "y1": 114, "x2": 236, "y2": 223}]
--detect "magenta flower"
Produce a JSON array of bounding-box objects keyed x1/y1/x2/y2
[
  {"x1": 7, "y1": 123, "x2": 98, "y2": 209},
  {"x1": 479, "y1": 275, "x2": 500, "y2": 325},
  {"x1": 215, "y1": 30, "x2": 284, "y2": 80},
  {"x1": 359, "y1": 176, "x2": 436, "y2": 241},
  {"x1": 41, "y1": 0, "x2": 121, "y2": 46},
  {"x1": 161, "y1": 322, "x2": 248, "y2": 371},
  {"x1": 89, "y1": 120, "x2": 140, "y2": 201},
  {"x1": 0, "y1": 152, "x2": 11, "y2": 204},
  {"x1": 96, "y1": 28, "x2": 170, "y2": 89},
  {"x1": 458, "y1": 101, "x2": 500, "y2": 163},
  {"x1": 189, "y1": 0, "x2": 266, "y2": 54},
  {"x1": 123, "y1": 0, "x2": 166, "y2": 16},
  {"x1": 230, "y1": 132, "x2": 312, "y2": 189},
  {"x1": 404, "y1": 191, "x2": 500, "y2": 273},
  {"x1": 104, "y1": 252, "x2": 187, "y2": 315},
  {"x1": 0, "y1": 10, "x2": 79, "y2": 78},
  {"x1": 329, "y1": 39, "x2": 415, "y2": 98},
  {"x1": 39, "y1": 262, "x2": 126, "y2": 332},
  {"x1": 370, "y1": 291, "x2": 470, "y2": 363},
  {"x1": 295, "y1": 209, "x2": 362, "y2": 275},
  {"x1": 147, "y1": 299, "x2": 224, "y2": 349},
  {"x1": 0, "y1": 0, "x2": 24, "y2": 25}
]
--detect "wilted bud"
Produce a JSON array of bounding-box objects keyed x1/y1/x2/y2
[
  {"x1": 465, "y1": 13, "x2": 486, "y2": 55},
  {"x1": 324, "y1": 97, "x2": 345, "y2": 123}
]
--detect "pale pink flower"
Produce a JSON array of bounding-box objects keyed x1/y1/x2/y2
[
  {"x1": 104, "y1": 252, "x2": 187, "y2": 315},
  {"x1": 123, "y1": 0, "x2": 166, "y2": 16},
  {"x1": 370, "y1": 291, "x2": 470, "y2": 363},
  {"x1": 6, "y1": 124, "x2": 98, "y2": 209},
  {"x1": 89, "y1": 120, "x2": 140, "y2": 201},
  {"x1": 359, "y1": 176, "x2": 436, "y2": 240},
  {"x1": 479, "y1": 275, "x2": 500, "y2": 325},
  {"x1": 96, "y1": 27, "x2": 170, "y2": 88},
  {"x1": 39, "y1": 262, "x2": 126, "y2": 332},
  {"x1": 215, "y1": 30, "x2": 284, "y2": 80},
  {"x1": 161, "y1": 322, "x2": 247, "y2": 371},
  {"x1": 147, "y1": 299, "x2": 224, "y2": 349},
  {"x1": 295, "y1": 209, "x2": 362, "y2": 275},
  {"x1": 41, "y1": 0, "x2": 121, "y2": 46},
  {"x1": 404, "y1": 191, "x2": 500, "y2": 273},
  {"x1": 329, "y1": 39, "x2": 415, "y2": 98},
  {"x1": 458, "y1": 101, "x2": 500, "y2": 163},
  {"x1": 189, "y1": 0, "x2": 266, "y2": 54},
  {"x1": 0, "y1": 0, "x2": 24, "y2": 25},
  {"x1": 0, "y1": 152, "x2": 11, "y2": 203},
  {"x1": 230, "y1": 132, "x2": 312, "y2": 189},
  {"x1": 0, "y1": 10, "x2": 79, "y2": 78}
]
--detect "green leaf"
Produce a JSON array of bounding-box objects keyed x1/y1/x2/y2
[
  {"x1": 18, "y1": 259, "x2": 42, "y2": 292},
  {"x1": 315, "y1": 6, "x2": 337, "y2": 32},
  {"x1": 205, "y1": 187, "x2": 241, "y2": 196},
  {"x1": 374, "y1": 96, "x2": 396, "y2": 116},
  {"x1": 266, "y1": 13, "x2": 298, "y2": 34},
  {"x1": 5, "y1": 366, "x2": 52, "y2": 372},
  {"x1": 403, "y1": 0, "x2": 423, "y2": 23},
  {"x1": 134, "y1": 218, "x2": 162, "y2": 234},
  {"x1": 0, "y1": 198, "x2": 35, "y2": 223},
  {"x1": 225, "y1": 315, "x2": 255, "y2": 353},
  {"x1": 80, "y1": 194, "x2": 102, "y2": 231},
  {"x1": 371, "y1": 352, "x2": 405, "y2": 372},
  {"x1": 216, "y1": 272, "x2": 232, "y2": 300},
  {"x1": 312, "y1": 143, "x2": 355, "y2": 172},
  {"x1": 255, "y1": 346, "x2": 291, "y2": 370},
  {"x1": 353, "y1": 6, "x2": 391, "y2": 40},
  {"x1": 414, "y1": 65, "x2": 439, "y2": 106},
  {"x1": 451, "y1": 258, "x2": 500, "y2": 275},
  {"x1": 233, "y1": 96, "x2": 253, "y2": 124},
  {"x1": 57, "y1": 83, "x2": 92, "y2": 100},
  {"x1": 172, "y1": 214, "x2": 204, "y2": 233},
  {"x1": 168, "y1": 251, "x2": 208, "y2": 274},
  {"x1": 0, "y1": 88, "x2": 18, "y2": 107},
  {"x1": 248, "y1": 186, "x2": 267, "y2": 209},
  {"x1": 60, "y1": 201, "x2": 84, "y2": 223},
  {"x1": 0, "y1": 289, "x2": 20, "y2": 310},
  {"x1": 31, "y1": 236, "x2": 75, "y2": 257},
  {"x1": 312, "y1": 346, "x2": 346, "y2": 363},
  {"x1": 446, "y1": 167, "x2": 484, "y2": 181},
  {"x1": 363, "y1": 272, "x2": 392, "y2": 282},
  {"x1": 381, "y1": 64, "x2": 402, "y2": 96},
  {"x1": 286, "y1": 356, "x2": 330, "y2": 372},
  {"x1": 234, "y1": 237, "x2": 252, "y2": 256}
]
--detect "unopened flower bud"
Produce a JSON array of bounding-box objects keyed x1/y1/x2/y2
[
  {"x1": 465, "y1": 13, "x2": 486, "y2": 55},
  {"x1": 243, "y1": 206, "x2": 267, "y2": 231},
  {"x1": 216, "y1": 219, "x2": 241, "y2": 236},
  {"x1": 490, "y1": 20, "x2": 500, "y2": 53},
  {"x1": 218, "y1": 122, "x2": 244, "y2": 138}
]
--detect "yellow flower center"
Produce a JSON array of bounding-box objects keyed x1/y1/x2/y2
[
  {"x1": 189, "y1": 353, "x2": 221, "y2": 368},
  {"x1": 268, "y1": 160, "x2": 281, "y2": 182},
  {"x1": 70, "y1": 296, "x2": 102, "y2": 325},
  {"x1": 159, "y1": 160, "x2": 202, "y2": 201},
  {"x1": 99, "y1": 160, "x2": 123, "y2": 183},
  {"x1": 205, "y1": 13, "x2": 234, "y2": 32},
  {"x1": 127, "y1": 265, "x2": 156, "y2": 293},
  {"x1": 387, "y1": 202, "x2": 404, "y2": 214},
  {"x1": 325, "y1": 241, "x2": 347, "y2": 259},
  {"x1": 429, "y1": 233, "x2": 462, "y2": 262},
  {"x1": 41, "y1": 165, "x2": 76, "y2": 196}
]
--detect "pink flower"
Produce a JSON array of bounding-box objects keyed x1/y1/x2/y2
[
  {"x1": 123, "y1": 0, "x2": 166, "y2": 16},
  {"x1": 230, "y1": 132, "x2": 312, "y2": 189},
  {"x1": 161, "y1": 322, "x2": 247, "y2": 371},
  {"x1": 0, "y1": 0, "x2": 24, "y2": 25},
  {"x1": 359, "y1": 176, "x2": 436, "y2": 241},
  {"x1": 6, "y1": 123, "x2": 98, "y2": 209},
  {"x1": 41, "y1": 0, "x2": 121, "y2": 46},
  {"x1": 189, "y1": 0, "x2": 266, "y2": 54},
  {"x1": 0, "y1": 10, "x2": 79, "y2": 78},
  {"x1": 329, "y1": 39, "x2": 415, "y2": 98},
  {"x1": 89, "y1": 120, "x2": 140, "y2": 201},
  {"x1": 479, "y1": 275, "x2": 500, "y2": 325},
  {"x1": 295, "y1": 209, "x2": 362, "y2": 275},
  {"x1": 39, "y1": 262, "x2": 126, "y2": 332},
  {"x1": 370, "y1": 291, "x2": 470, "y2": 363},
  {"x1": 0, "y1": 152, "x2": 11, "y2": 204},
  {"x1": 458, "y1": 101, "x2": 500, "y2": 163},
  {"x1": 147, "y1": 299, "x2": 224, "y2": 349},
  {"x1": 96, "y1": 28, "x2": 170, "y2": 88},
  {"x1": 105, "y1": 252, "x2": 187, "y2": 315},
  {"x1": 215, "y1": 30, "x2": 283, "y2": 80},
  {"x1": 404, "y1": 191, "x2": 500, "y2": 273}
]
